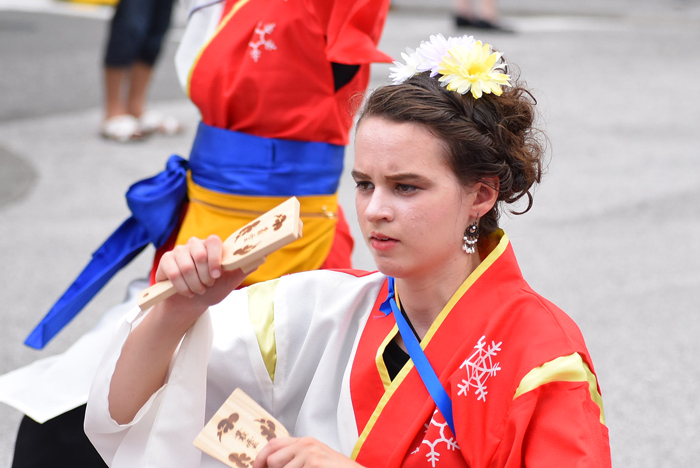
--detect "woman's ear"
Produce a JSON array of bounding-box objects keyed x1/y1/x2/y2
[{"x1": 470, "y1": 177, "x2": 499, "y2": 218}]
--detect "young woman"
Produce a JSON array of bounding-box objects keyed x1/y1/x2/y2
[{"x1": 86, "y1": 35, "x2": 612, "y2": 468}]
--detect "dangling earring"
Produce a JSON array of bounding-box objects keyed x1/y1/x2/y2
[{"x1": 462, "y1": 216, "x2": 480, "y2": 254}]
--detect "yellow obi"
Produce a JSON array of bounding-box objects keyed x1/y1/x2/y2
[{"x1": 176, "y1": 175, "x2": 338, "y2": 286}]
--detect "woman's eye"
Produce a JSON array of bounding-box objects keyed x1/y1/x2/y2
[{"x1": 396, "y1": 183, "x2": 418, "y2": 194}]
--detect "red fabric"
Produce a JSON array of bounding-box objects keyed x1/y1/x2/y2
[
  {"x1": 350, "y1": 243, "x2": 611, "y2": 468},
  {"x1": 492, "y1": 381, "x2": 611, "y2": 468},
  {"x1": 319, "y1": 205, "x2": 354, "y2": 270},
  {"x1": 189, "y1": 0, "x2": 392, "y2": 145},
  {"x1": 349, "y1": 279, "x2": 392, "y2": 431}
]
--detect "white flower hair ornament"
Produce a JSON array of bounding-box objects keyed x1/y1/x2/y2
[{"x1": 388, "y1": 34, "x2": 511, "y2": 99}]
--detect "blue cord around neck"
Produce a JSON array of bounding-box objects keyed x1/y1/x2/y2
[{"x1": 379, "y1": 277, "x2": 456, "y2": 436}]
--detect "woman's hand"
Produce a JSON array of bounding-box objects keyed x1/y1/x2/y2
[
  {"x1": 153, "y1": 235, "x2": 252, "y2": 332},
  {"x1": 253, "y1": 437, "x2": 363, "y2": 468}
]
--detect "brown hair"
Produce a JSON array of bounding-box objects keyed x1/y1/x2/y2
[{"x1": 357, "y1": 71, "x2": 546, "y2": 238}]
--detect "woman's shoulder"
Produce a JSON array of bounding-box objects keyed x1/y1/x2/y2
[{"x1": 508, "y1": 284, "x2": 588, "y2": 351}]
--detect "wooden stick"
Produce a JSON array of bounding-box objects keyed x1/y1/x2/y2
[{"x1": 136, "y1": 197, "x2": 302, "y2": 310}]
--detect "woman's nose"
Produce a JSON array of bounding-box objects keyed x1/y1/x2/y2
[{"x1": 364, "y1": 189, "x2": 394, "y2": 223}]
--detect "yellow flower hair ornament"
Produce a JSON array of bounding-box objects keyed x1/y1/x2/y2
[{"x1": 388, "y1": 34, "x2": 512, "y2": 99}]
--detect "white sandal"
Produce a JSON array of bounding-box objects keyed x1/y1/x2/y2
[
  {"x1": 101, "y1": 115, "x2": 144, "y2": 142},
  {"x1": 139, "y1": 110, "x2": 183, "y2": 136}
]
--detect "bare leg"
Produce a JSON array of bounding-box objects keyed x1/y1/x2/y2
[
  {"x1": 126, "y1": 61, "x2": 154, "y2": 118},
  {"x1": 479, "y1": 0, "x2": 499, "y2": 23},
  {"x1": 104, "y1": 67, "x2": 129, "y2": 119},
  {"x1": 454, "y1": 0, "x2": 472, "y2": 18}
]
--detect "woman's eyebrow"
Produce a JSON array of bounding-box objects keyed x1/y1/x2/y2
[
  {"x1": 351, "y1": 170, "x2": 370, "y2": 180},
  {"x1": 385, "y1": 173, "x2": 430, "y2": 184},
  {"x1": 351, "y1": 171, "x2": 430, "y2": 184}
]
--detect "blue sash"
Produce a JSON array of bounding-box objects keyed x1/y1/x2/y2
[
  {"x1": 24, "y1": 125, "x2": 344, "y2": 349},
  {"x1": 189, "y1": 122, "x2": 344, "y2": 196},
  {"x1": 379, "y1": 277, "x2": 456, "y2": 436}
]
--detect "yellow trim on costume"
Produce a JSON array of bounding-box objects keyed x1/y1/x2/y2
[
  {"x1": 186, "y1": 0, "x2": 252, "y2": 97},
  {"x1": 351, "y1": 231, "x2": 510, "y2": 460},
  {"x1": 351, "y1": 358, "x2": 416, "y2": 460},
  {"x1": 514, "y1": 352, "x2": 606, "y2": 425},
  {"x1": 176, "y1": 176, "x2": 338, "y2": 286},
  {"x1": 247, "y1": 279, "x2": 279, "y2": 383},
  {"x1": 375, "y1": 326, "x2": 399, "y2": 390}
]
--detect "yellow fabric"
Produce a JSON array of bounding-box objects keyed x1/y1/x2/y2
[
  {"x1": 351, "y1": 356, "x2": 416, "y2": 460},
  {"x1": 247, "y1": 279, "x2": 280, "y2": 382},
  {"x1": 186, "y1": 0, "x2": 252, "y2": 97},
  {"x1": 176, "y1": 175, "x2": 338, "y2": 286},
  {"x1": 351, "y1": 230, "x2": 509, "y2": 460},
  {"x1": 514, "y1": 352, "x2": 606, "y2": 425},
  {"x1": 375, "y1": 326, "x2": 399, "y2": 390}
]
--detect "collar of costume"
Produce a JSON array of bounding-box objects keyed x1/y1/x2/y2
[{"x1": 379, "y1": 276, "x2": 456, "y2": 436}]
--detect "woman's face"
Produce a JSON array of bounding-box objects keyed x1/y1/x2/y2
[{"x1": 353, "y1": 117, "x2": 476, "y2": 281}]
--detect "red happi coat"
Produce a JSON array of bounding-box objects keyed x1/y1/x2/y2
[
  {"x1": 189, "y1": 0, "x2": 392, "y2": 145},
  {"x1": 349, "y1": 233, "x2": 611, "y2": 468}
]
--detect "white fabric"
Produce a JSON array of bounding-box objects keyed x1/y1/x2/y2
[
  {"x1": 174, "y1": 0, "x2": 224, "y2": 91},
  {"x1": 0, "y1": 279, "x2": 148, "y2": 423},
  {"x1": 85, "y1": 270, "x2": 385, "y2": 468}
]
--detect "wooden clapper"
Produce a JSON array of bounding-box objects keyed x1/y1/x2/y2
[
  {"x1": 194, "y1": 388, "x2": 290, "y2": 467},
  {"x1": 136, "y1": 197, "x2": 303, "y2": 311}
]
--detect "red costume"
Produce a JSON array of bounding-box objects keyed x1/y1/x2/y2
[{"x1": 351, "y1": 234, "x2": 611, "y2": 467}]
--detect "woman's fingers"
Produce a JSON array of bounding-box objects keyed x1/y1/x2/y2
[
  {"x1": 155, "y1": 236, "x2": 226, "y2": 297},
  {"x1": 154, "y1": 235, "x2": 263, "y2": 309},
  {"x1": 204, "y1": 235, "x2": 223, "y2": 280},
  {"x1": 155, "y1": 246, "x2": 192, "y2": 297},
  {"x1": 188, "y1": 236, "x2": 216, "y2": 289},
  {"x1": 253, "y1": 438, "x2": 297, "y2": 468},
  {"x1": 174, "y1": 241, "x2": 207, "y2": 295},
  {"x1": 253, "y1": 437, "x2": 361, "y2": 468}
]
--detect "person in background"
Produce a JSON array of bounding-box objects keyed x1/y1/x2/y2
[
  {"x1": 101, "y1": 0, "x2": 182, "y2": 142},
  {"x1": 453, "y1": 0, "x2": 511, "y2": 32},
  {"x1": 86, "y1": 34, "x2": 611, "y2": 468},
  {"x1": 0, "y1": 1, "x2": 391, "y2": 467}
]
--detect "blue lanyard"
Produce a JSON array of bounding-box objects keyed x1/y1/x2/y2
[{"x1": 379, "y1": 277, "x2": 455, "y2": 436}]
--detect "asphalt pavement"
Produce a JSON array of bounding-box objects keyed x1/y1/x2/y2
[{"x1": 1, "y1": 0, "x2": 700, "y2": 466}]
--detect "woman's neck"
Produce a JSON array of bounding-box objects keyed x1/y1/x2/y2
[{"x1": 395, "y1": 249, "x2": 482, "y2": 338}]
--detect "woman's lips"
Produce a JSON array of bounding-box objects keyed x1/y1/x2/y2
[{"x1": 370, "y1": 233, "x2": 398, "y2": 252}]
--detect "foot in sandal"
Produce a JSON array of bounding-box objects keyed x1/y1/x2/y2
[
  {"x1": 101, "y1": 115, "x2": 145, "y2": 142},
  {"x1": 138, "y1": 110, "x2": 183, "y2": 137}
]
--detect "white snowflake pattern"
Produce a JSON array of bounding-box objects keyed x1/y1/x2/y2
[
  {"x1": 411, "y1": 410, "x2": 459, "y2": 467},
  {"x1": 249, "y1": 22, "x2": 277, "y2": 62},
  {"x1": 457, "y1": 335, "x2": 502, "y2": 402}
]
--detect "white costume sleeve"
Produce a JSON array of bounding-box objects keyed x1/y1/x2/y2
[
  {"x1": 0, "y1": 279, "x2": 147, "y2": 423},
  {"x1": 85, "y1": 270, "x2": 385, "y2": 468},
  {"x1": 174, "y1": 0, "x2": 225, "y2": 91}
]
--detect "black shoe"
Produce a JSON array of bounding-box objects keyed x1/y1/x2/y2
[
  {"x1": 471, "y1": 18, "x2": 514, "y2": 33},
  {"x1": 454, "y1": 14, "x2": 474, "y2": 28}
]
